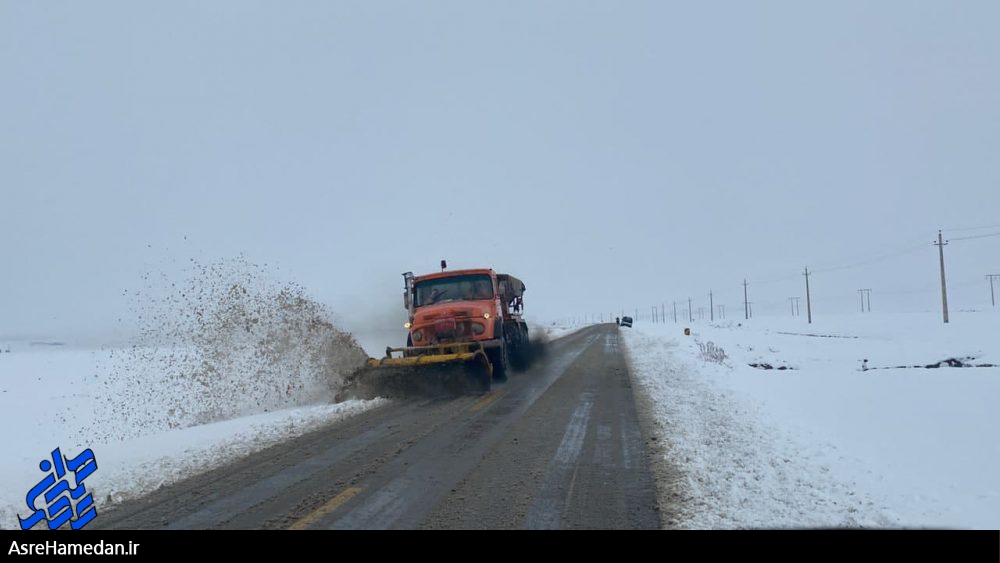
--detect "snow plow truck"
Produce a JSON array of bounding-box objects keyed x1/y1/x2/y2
[{"x1": 341, "y1": 262, "x2": 528, "y2": 399}]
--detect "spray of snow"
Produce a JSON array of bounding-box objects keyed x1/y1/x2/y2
[{"x1": 85, "y1": 255, "x2": 369, "y2": 443}]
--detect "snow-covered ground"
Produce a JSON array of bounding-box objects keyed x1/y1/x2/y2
[
  {"x1": 0, "y1": 342, "x2": 384, "y2": 529},
  {"x1": 539, "y1": 322, "x2": 587, "y2": 341},
  {"x1": 12, "y1": 304, "x2": 988, "y2": 531},
  {"x1": 0, "y1": 257, "x2": 388, "y2": 530},
  {"x1": 621, "y1": 310, "x2": 1000, "y2": 529}
]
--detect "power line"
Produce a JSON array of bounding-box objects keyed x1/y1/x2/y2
[
  {"x1": 745, "y1": 230, "x2": 934, "y2": 283},
  {"x1": 643, "y1": 227, "x2": 992, "y2": 320},
  {"x1": 945, "y1": 223, "x2": 1000, "y2": 232},
  {"x1": 878, "y1": 275, "x2": 985, "y2": 296},
  {"x1": 811, "y1": 243, "x2": 927, "y2": 274},
  {"x1": 949, "y1": 231, "x2": 1000, "y2": 242},
  {"x1": 739, "y1": 241, "x2": 928, "y2": 286},
  {"x1": 750, "y1": 273, "x2": 802, "y2": 285}
]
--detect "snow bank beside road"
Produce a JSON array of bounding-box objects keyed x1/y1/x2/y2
[
  {"x1": 622, "y1": 311, "x2": 1000, "y2": 529},
  {"x1": 0, "y1": 257, "x2": 380, "y2": 529},
  {"x1": 540, "y1": 322, "x2": 589, "y2": 340},
  {"x1": 0, "y1": 344, "x2": 385, "y2": 529}
]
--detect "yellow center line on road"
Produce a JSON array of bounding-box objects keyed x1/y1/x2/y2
[
  {"x1": 469, "y1": 390, "x2": 503, "y2": 412},
  {"x1": 287, "y1": 486, "x2": 362, "y2": 530}
]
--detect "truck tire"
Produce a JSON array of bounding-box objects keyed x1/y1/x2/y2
[
  {"x1": 489, "y1": 328, "x2": 510, "y2": 381},
  {"x1": 402, "y1": 333, "x2": 414, "y2": 357},
  {"x1": 508, "y1": 322, "x2": 530, "y2": 370}
]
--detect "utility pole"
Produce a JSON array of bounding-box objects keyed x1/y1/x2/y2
[
  {"x1": 804, "y1": 267, "x2": 812, "y2": 324},
  {"x1": 709, "y1": 290, "x2": 714, "y2": 321},
  {"x1": 688, "y1": 297, "x2": 693, "y2": 322},
  {"x1": 719, "y1": 304, "x2": 725, "y2": 319},
  {"x1": 986, "y1": 274, "x2": 999, "y2": 307},
  {"x1": 789, "y1": 297, "x2": 796, "y2": 316},
  {"x1": 673, "y1": 301, "x2": 677, "y2": 323},
  {"x1": 857, "y1": 289, "x2": 872, "y2": 313},
  {"x1": 935, "y1": 231, "x2": 949, "y2": 323},
  {"x1": 743, "y1": 279, "x2": 749, "y2": 320},
  {"x1": 789, "y1": 297, "x2": 800, "y2": 316},
  {"x1": 661, "y1": 304, "x2": 665, "y2": 323}
]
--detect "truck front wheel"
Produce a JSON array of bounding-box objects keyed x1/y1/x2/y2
[{"x1": 402, "y1": 333, "x2": 416, "y2": 357}]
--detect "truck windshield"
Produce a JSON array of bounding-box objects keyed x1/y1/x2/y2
[{"x1": 414, "y1": 274, "x2": 494, "y2": 306}]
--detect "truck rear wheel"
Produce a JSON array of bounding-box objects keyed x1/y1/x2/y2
[
  {"x1": 489, "y1": 332, "x2": 510, "y2": 381},
  {"x1": 508, "y1": 323, "x2": 530, "y2": 371}
]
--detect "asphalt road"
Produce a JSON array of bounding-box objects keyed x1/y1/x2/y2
[{"x1": 93, "y1": 324, "x2": 664, "y2": 530}]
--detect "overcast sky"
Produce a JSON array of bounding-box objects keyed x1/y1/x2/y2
[{"x1": 2, "y1": 1, "x2": 999, "y2": 340}]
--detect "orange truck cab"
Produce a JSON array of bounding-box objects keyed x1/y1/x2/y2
[{"x1": 402, "y1": 265, "x2": 528, "y2": 378}]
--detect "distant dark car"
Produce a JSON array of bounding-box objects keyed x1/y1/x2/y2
[{"x1": 620, "y1": 316, "x2": 633, "y2": 328}]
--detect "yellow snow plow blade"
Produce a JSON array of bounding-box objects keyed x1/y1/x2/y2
[
  {"x1": 339, "y1": 343, "x2": 493, "y2": 401},
  {"x1": 366, "y1": 350, "x2": 481, "y2": 369}
]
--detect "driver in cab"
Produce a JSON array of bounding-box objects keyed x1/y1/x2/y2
[{"x1": 470, "y1": 280, "x2": 492, "y2": 300}]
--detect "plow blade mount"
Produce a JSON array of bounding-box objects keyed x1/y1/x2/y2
[{"x1": 338, "y1": 344, "x2": 493, "y2": 401}]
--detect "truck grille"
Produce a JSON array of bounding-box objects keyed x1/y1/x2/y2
[{"x1": 430, "y1": 320, "x2": 479, "y2": 342}]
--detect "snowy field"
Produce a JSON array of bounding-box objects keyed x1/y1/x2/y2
[
  {"x1": 620, "y1": 310, "x2": 1000, "y2": 529},
  {"x1": 0, "y1": 341, "x2": 383, "y2": 530}
]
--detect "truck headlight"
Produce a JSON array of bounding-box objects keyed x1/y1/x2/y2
[
  {"x1": 483, "y1": 313, "x2": 490, "y2": 319},
  {"x1": 412, "y1": 329, "x2": 424, "y2": 341},
  {"x1": 404, "y1": 322, "x2": 411, "y2": 329},
  {"x1": 471, "y1": 322, "x2": 485, "y2": 335}
]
